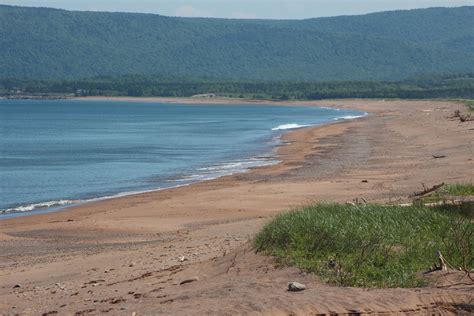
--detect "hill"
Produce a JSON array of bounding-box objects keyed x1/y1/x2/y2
[{"x1": 1, "y1": 5, "x2": 473, "y2": 81}]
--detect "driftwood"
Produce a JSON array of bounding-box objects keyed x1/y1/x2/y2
[
  {"x1": 411, "y1": 183, "x2": 445, "y2": 198},
  {"x1": 398, "y1": 197, "x2": 473, "y2": 208},
  {"x1": 437, "y1": 251, "x2": 448, "y2": 271},
  {"x1": 432, "y1": 154, "x2": 446, "y2": 159},
  {"x1": 346, "y1": 197, "x2": 368, "y2": 206},
  {"x1": 437, "y1": 195, "x2": 474, "y2": 202},
  {"x1": 424, "y1": 251, "x2": 449, "y2": 274}
]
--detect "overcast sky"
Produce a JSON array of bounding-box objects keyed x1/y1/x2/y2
[{"x1": 1, "y1": 0, "x2": 473, "y2": 19}]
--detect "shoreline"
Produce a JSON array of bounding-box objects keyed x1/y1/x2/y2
[
  {"x1": 0, "y1": 158, "x2": 280, "y2": 220},
  {"x1": 0, "y1": 98, "x2": 367, "y2": 220},
  {"x1": 1, "y1": 99, "x2": 472, "y2": 315},
  {"x1": 75, "y1": 96, "x2": 302, "y2": 105}
]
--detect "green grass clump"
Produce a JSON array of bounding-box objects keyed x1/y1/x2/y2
[
  {"x1": 255, "y1": 203, "x2": 473, "y2": 288},
  {"x1": 442, "y1": 183, "x2": 474, "y2": 196},
  {"x1": 421, "y1": 183, "x2": 474, "y2": 204}
]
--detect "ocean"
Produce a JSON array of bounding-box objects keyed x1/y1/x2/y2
[{"x1": 0, "y1": 99, "x2": 365, "y2": 218}]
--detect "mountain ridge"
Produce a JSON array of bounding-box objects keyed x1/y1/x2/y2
[{"x1": 1, "y1": 5, "x2": 473, "y2": 81}]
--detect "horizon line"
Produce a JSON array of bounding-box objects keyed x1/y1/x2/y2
[{"x1": 1, "y1": 3, "x2": 472, "y2": 21}]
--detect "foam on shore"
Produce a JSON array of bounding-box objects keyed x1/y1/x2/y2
[{"x1": 0, "y1": 157, "x2": 279, "y2": 218}]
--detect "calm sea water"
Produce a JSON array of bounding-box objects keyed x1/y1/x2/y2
[{"x1": 0, "y1": 99, "x2": 365, "y2": 218}]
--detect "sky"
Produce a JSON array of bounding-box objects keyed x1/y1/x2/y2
[{"x1": 1, "y1": 0, "x2": 473, "y2": 19}]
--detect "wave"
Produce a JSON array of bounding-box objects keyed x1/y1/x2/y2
[
  {"x1": 185, "y1": 158, "x2": 278, "y2": 179},
  {"x1": 272, "y1": 112, "x2": 367, "y2": 131},
  {"x1": 271, "y1": 123, "x2": 311, "y2": 131},
  {"x1": 333, "y1": 113, "x2": 368, "y2": 121},
  {"x1": 320, "y1": 106, "x2": 341, "y2": 111},
  {"x1": 0, "y1": 158, "x2": 279, "y2": 217},
  {"x1": 0, "y1": 188, "x2": 164, "y2": 216},
  {"x1": 198, "y1": 160, "x2": 262, "y2": 172},
  {"x1": 1, "y1": 199, "x2": 79, "y2": 214}
]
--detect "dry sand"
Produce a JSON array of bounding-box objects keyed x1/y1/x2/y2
[{"x1": 0, "y1": 99, "x2": 473, "y2": 315}]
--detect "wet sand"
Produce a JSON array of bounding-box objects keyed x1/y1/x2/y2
[{"x1": 0, "y1": 99, "x2": 473, "y2": 315}]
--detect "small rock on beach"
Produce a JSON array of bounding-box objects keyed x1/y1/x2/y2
[{"x1": 288, "y1": 282, "x2": 306, "y2": 292}]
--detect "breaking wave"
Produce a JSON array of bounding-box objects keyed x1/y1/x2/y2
[
  {"x1": 271, "y1": 123, "x2": 311, "y2": 131},
  {"x1": 1, "y1": 200, "x2": 79, "y2": 214},
  {"x1": 333, "y1": 113, "x2": 368, "y2": 121}
]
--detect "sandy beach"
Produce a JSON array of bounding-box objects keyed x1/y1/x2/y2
[{"x1": 0, "y1": 98, "x2": 473, "y2": 315}]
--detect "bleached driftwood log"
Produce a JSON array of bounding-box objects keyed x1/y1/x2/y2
[{"x1": 437, "y1": 251, "x2": 447, "y2": 271}]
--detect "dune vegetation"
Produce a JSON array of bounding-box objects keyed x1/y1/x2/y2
[{"x1": 255, "y1": 197, "x2": 473, "y2": 288}]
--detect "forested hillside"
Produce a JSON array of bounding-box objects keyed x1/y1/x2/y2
[{"x1": 1, "y1": 5, "x2": 473, "y2": 81}]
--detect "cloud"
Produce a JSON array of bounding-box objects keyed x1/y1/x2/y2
[{"x1": 175, "y1": 5, "x2": 213, "y2": 17}]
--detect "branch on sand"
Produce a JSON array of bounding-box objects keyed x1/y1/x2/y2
[{"x1": 410, "y1": 183, "x2": 445, "y2": 198}]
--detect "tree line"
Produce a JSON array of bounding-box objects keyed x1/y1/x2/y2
[{"x1": 1, "y1": 74, "x2": 473, "y2": 100}]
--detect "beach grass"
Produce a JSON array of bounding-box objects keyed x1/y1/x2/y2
[
  {"x1": 255, "y1": 202, "x2": 473, "y2": 288},
  {"x1": 441, "y1": 183, "x2": 474, "y2": 196},
  {"x1": 419, "y1": 183, "x2": 474, "y2": 204}
]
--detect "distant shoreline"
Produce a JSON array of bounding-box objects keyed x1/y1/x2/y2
[
  {"x1": 74, "y1": 96, "x2": 390, "y2": 108},
  {"x1": 74, "y1": 95, "x2": 297, "y2": 105},
  {"x1": 2, "y1": 94, "x2": 296, "y2": 104},
  {"x1": 1, "y1": 94, "x2": 74, "y2": 100},
  {"x1": 1, "y1": 94, "x2": 365, "y2": 105}
]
